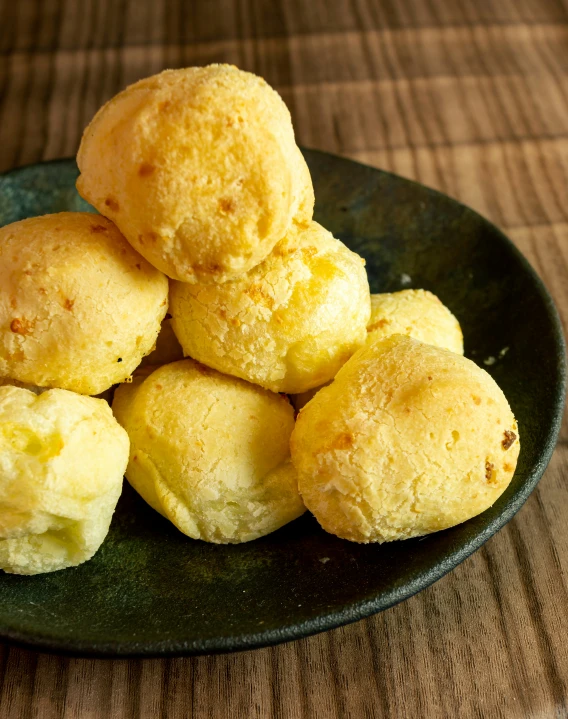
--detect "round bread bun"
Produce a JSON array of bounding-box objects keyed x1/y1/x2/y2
[
  {"x1": 0, "y1": 213, "x2": 169, "y2": 395},
  {"x1": 112, "y1": 359, "x2": 304, "y2": 543},
  {"x1": 367, "y1": 290, "x2": 463, "y2": 354},
  {"x1": 76, "y1": 64, "x2": 314, "y2": 284},
  {"x1": 291, "y1": 334, "x2": 520, "y2": 543},
  {"x1": 0, "y1": 386, "x2": 128, "y2": 574},
  {"x1": 170, "y1": 221, "x2": 370, "y2": 394},
  {"x1": 139, "y1": 317, "x2": 184, "y2": 369}
]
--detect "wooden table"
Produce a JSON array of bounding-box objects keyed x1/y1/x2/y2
[{"x1": 1, "y1": 1, "x2": 567, "y2": 717}]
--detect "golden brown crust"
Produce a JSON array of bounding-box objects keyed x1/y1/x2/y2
[
  {"x1": 169, "y1": 221, "x2": 371, "y2": 394},
  {"x1": 291, "y1": 334, "x2": 520, "y2": 543},
  {"x1": 76, "y1": 65, "x2": 314, "y2": 283},
  {"x1": 0, "y1": 213, "x2": 169, "y2": 395}
]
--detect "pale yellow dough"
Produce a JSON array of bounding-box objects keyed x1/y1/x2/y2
[
  {"x1": 367, "y1": 290, "x2": 463, "y2": 354},
  {"x1": 112, "y1": 359, "x2": 304, "y2": 543},
  {"x1": 0, "y1": 213, "x2": 169, "y2": 395},
  {"x1": 170, "y1": 221, "x2": 370, "y2": 394},
  {"x1": 0, "y1": 386, "x2": 129, "y2": 574},
  {"x1": 76, "y1": 64, "x2": 314, "y2": 283},
  {"x1": 291, "y1": 334, "x2": 520, "y2": 543}
]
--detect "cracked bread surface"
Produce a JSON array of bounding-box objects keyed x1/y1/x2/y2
[{"x1": 170, "y1": 221, "x2": 370, "y2": 394}]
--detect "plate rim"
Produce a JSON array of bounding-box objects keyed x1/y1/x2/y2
[{"x1": 0, "y1": 151, "x2": 565, "y2": 659}]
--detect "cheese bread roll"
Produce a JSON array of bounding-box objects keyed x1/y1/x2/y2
[
  {"x1": 0, "y1": 386, "x2": 128, "y2": 574},
  {"x1": 0, "y1": 213, "x2": 169, "y2": 395},
  {"x1": 170, "y1": 222, "x2": 370, "y2": 394},
  {"x1": 76, "y1": 65, "x2": 314, "y2": 283},
  {"x1": 113, "y1": 360, "x2": 304, "y2": 543},
  {"x1": 291, "y1": 334, "x2": 520, "y2": 543},
  {"x1": 367, "y1": 290, "x2": 463, "y2": 354}
]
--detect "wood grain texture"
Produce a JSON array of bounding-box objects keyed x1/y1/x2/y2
[{"x1": 0, "y1": 1, "x2": 567, "y2": 717}]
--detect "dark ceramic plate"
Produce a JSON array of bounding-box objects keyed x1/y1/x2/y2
[{"x1": 0, "y1": 153, "x2": 565, "y2": 658}]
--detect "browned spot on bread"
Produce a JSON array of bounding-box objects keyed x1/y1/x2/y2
[
  {"x1": 427, "y1": 376, "x2": 433, "y2": 381},
  {"x1": 146, "y1": 231, "x2": 158, "y2": 243},
  {"x1": 133, "y1": 455, "x2": 138, "y2": 462},
  {"x1": 158, "y1": 100, "x2": 171, "y2": 112},
  {"x1": 502, "y1": 430, "x2": 517, "y2": 450},
  {"x1": 63, "y1": 298, "x2": 75, "y2": 311},
  {"x1": 24, "y1": 269, "x2": 33, "y2": 276},
  {"x1": 38, "y1": 288, "x2": 47, "y2": 295},
  {"x1": 485, "y1": 461, "x2": 494, "y2": 481},
  {"x1": 135, "y1": 263, "x2": 141, "y2": 270},
  {"x1": 472, "y1": 395, "x2": 481, "y2": 405},
  {"x1": 331, "y1": 433, "x2": 354, "y2": 450},
  {"x1": 155, "y1": 384, "x2": 163, "y2": 390},
  {"x1": 194, "y1": 362, "x2": 213, "y2": 376},
  {"x1": 7, "y1": 349, "x2": 25, "y2": 362},
  {"x1": 90, "y1": 224, "x2": 107, "y2": 233},
  {"x1": 10, "y1": 317, "x2": 34, "y2": 335},
  {"x1": 273, "y1": 244, "x2": 298, "y2": 258},
  {"x1": 138, "y1": 163, "x2": 155, "y2": 178},
  {"x1": 9, "y1": 297, "x2": 17, "y2": 309},
  {"x1": 219, "y1": 198, "x2": 236, "y2": 213},
  {"x1": 367, "y1": 318, "x2": 390, "y2": 332},
  {"x1": 219, "y1": 309, "x2": 240, "y2": 327},
  {"x1": 245, "y1": 284, "x2": 274, "y2": 309},
  {"x1": 105, "y1": 197, "x2": 119, "y2": 212}
]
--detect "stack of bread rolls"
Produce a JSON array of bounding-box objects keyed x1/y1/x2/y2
[{"x1": 0, "y1": 65, "x2": 519, "y2": 574}]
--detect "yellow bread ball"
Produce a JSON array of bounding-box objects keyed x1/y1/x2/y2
[
  {"x1": 0, "y1": 386, "x2": 128, "y2": 574},
  {"x1": 170, "y1": 221, "x2": 371, "y2": 394},
  {"x1": 76, "y1": 65, "x2": 314, "y2": 284},
  {"x1": 290, "y1": 334, "x2": 520, "y2": 543},
  {"x1": 367, "y1": 290, "x2": 463, "y2": 354},
  {"x1": 0, "y1": 213, "x2": 169, "y2": 395},
  {"x1": 112, "y1": 359, "x2": 304, "y2": 543},
  {"x1": 139, "y1": 317, "x2": 184, "y2": 369}
]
